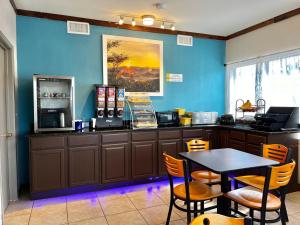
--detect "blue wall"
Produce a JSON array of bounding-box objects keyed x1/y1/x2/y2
[{"x1": 17, "y1": 15, "x2": 225, "y2": 185}]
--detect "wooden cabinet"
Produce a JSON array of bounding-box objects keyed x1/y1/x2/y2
[
  {"x1": 29, "y1": 126, "x2": 300, "y2": 198},
  {"x1": 30, "y1": 136, "x2": 67, "y2": 193},
  {"x1": 132, "y1": 141, "x2": 157, "y2": 179},
  {"x1": 158, "y1": 139, "x2": 182, "y2": 175},
  {"x1": 31, "y1": 148, "x2": 66, "y2": 193},
  {"x1": 101, "y1": 143, "x2": 130, "y2": 184},
  {"x1": 69, "y1": 146, "x2": 99, "y2": 187},
  {"x1": 182, "y1": 129, "x2": 204, "y2": 150},
  {"x1": 246, "y1": 134, "x2": 267, "y2": 156},
  {"x1": 228, "y1": 130, "x2": 246, "y2": 151},
  {"x1": 204, "y1": 129, "x2": 219, "y2": 149},
  {"x1": 68, "y1": 135, "x2": 99, "y2": 187},
  {"x1": 219, "y1": 130, "x2": 229, "y2": 148}
]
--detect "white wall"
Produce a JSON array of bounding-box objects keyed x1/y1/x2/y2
[
  {"x1": 0, "y1": 0, "x2": 17, "y2": 220},
  {"x1": 0, "y1": 0, "x2": 16, "y2": 48},
  {"x1": 226, "y1": 14, "x2": 300, "y2": 64}
]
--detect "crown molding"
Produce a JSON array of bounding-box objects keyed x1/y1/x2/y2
[
  {"x1": 16, "y1": 9, "x2": 227, "y2": 41},
  {"x1": 14, "y1": 6, "x2": 300, "y2": 41},
  {"x1": 226, "y1": 7, "x2": 300, "y2": 40}
]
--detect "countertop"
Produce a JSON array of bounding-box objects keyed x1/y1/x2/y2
[{"x1": 28, "y1": 124, "x2": 300, "y2": 137}]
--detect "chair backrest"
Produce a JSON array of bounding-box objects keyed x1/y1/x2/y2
[
  {"x1": 269, "y1": 160, "x2": 296, "y2": 189},
  {"x1": 262, "y1": 144, "x2": 289, "y2": 163},
  {"x1": 163, "y1": 152, "x2": 185, "y2": 178},
  {"x1": 190, "y1": 214, "x2": 252, "y2": 225},
  {"x1": 186, "y1": 139, "x2": 209, "y2": 152}
]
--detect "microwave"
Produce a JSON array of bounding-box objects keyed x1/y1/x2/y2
[
  {"x1": 156, "y1": 111, "x2": 179, "y2": 127},
  {"x1": 192, "y1": 112, "x2": 218, "y2": 125}
]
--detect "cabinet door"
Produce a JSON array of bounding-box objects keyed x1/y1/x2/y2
[
  {"x1": 246, "y1": 134, "x2": 266, "y2": 156},
  {"x1": 228, "y1": 139, "x2": 245, "y2": 151},
  {"x1": 219, "y1": 130, "x2": 229, "y2": 148},
  {"x1": 228, "y1": 130, "x2": 246, "y2": 151},
  {"x1": 182, "y1": 129, "x2": 205, "y2": 151},
  {"x1": 31, "y1": 149, "x2": 66, "y2": 192},
  {"x1": 69, "y1": 146, "x2": 99, "y2": 187},
  {"x1": 204, "y1": 129, "x2": 219, "y2": 149},
  {"x1": 102, "y1": 143, "x2": 129, "y2": 184},
  {"x1": 132, "y1": 141, "x2": 157, "y2": 179},
  {"x1": 158, "y1": 139, "x2": 182, "y2": 176}
]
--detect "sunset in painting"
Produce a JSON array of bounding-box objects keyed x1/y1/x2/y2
[{"x1": 105, "y1": 36, "x2": 162, "y2": 93}]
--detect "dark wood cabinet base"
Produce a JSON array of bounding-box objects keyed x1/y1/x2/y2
[{"x1": 29, "y1": 125, "x2": 300, "y2": 199}]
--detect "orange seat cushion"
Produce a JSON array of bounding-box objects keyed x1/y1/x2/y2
[
  {"x1": 174, "y1": 181, "x2": 222, "y2": 201},
  {"x1": 235, "y1": 175, "x2": 279, "y2": 190},
  {"x1": 191, "y1": 170, "x2": 221, "y2": 184},
  {"x1": 225, "y1": 186, "x2": 281, "y2": 211}
]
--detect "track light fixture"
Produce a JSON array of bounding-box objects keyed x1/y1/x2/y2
[
  {"x1": 142, "y1": 15, "x2": 155, "y2": 26},
  {"x1": 117, "y1": 14, "x2": 175, "y2": 30}
]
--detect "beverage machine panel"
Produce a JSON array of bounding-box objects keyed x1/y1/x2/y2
[{"x1": 33, "y1": 74, "x2": 75, "y2": 133}]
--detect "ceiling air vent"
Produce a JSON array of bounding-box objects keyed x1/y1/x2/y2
[
  {"x1": 177, "y1": 35, "x2": 193, "y2": 46},
  {"x1": 67, "y1": 21, "x2": 90, "y2": 35}
]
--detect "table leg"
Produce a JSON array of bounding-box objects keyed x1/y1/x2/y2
[{"x1": 217, "y1": 173, "x2": 231, "y2": 216}]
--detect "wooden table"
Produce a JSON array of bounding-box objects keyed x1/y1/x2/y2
[{"x1": 178, "y1": 148, "x2": 279, "y2": 216}]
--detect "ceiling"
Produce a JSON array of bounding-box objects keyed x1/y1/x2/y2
[{"x1": 15, "y1": 0, "x2": 300, "y2": 36}]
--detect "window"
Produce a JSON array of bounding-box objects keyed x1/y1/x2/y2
[{"x1": 226, "y1": 50, "x2": 300, "y2": 116}]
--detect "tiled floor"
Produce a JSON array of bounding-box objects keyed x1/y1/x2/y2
[{"x1": 4, "y1": 180, "x2": 300, "y2": 225}]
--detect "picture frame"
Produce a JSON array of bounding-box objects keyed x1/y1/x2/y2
[{"x1": 102, "y1": 35, "x2": 164, "y2": 96}]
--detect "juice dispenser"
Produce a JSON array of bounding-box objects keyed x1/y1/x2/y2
[
  {"x1": 95, "y1": 85, "x2": 125, "y2": 128},
  {"x1": 116, "y1": 88, "x2": 125, "y2": 118}
]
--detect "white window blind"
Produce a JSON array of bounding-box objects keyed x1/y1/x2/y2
[{"x1": 226, "y1": 49, "x2": 300, "y2": 116}]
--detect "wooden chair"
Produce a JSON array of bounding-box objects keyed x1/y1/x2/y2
[
  {"x1": 226, "y1": 160, "x2": 296, "y2": 225},
  {"x1": 186, "y1": 139, "x2": 221, "y2": 185},
  {"x1": 234, "y1": 144, "x2": 291, "y2": 221},
  {"x1": 190, "y1": 214, "x2": 252, "y2": 225},
  {"x1": 163, "y1": 153, "x2": 223, "y2": 224}
]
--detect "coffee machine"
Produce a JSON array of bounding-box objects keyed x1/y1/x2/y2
[{"x1": 95, "y1": 85, "x2": 125, "y2": 128}]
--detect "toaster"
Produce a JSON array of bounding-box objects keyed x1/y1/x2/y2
[{"x1": 192, "y1": 112, "x2": 218, "y2": 125}]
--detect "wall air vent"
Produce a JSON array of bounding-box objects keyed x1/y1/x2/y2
[
  {"x1": 67, "y1": 21, "x2": 90, "y2": 35},
  {"x1": 177, "y1": 35, "x2": 193, "y2": 46}
]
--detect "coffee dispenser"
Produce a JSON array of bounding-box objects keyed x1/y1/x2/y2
[{"x1": 95, "y1": 85, "x2": 125, "y2": 128}]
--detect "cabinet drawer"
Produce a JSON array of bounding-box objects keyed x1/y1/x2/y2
[
  {"x1": 30, "y1": 136, "x2": 65, "y2": 150},
  {"x1": 230, "y1": 130, "x2": 245, "y2": 141},
  {"x1": 68, "y1": 135, "x2": 99, "y2": 147},
  {"x1": 182, "y1": 129, "x2": 204, "y2": 138},
  {"x1": 102, "y1": 132, "x2": 129, "y2": 144},
  {"x1": 159, "y1": 130, "x2": 181, "y2": 140},
  {"x1": 247, "y1": 134, "x2": 266, "y2": 145},
  {"x1": 132, "y1": 131, "x2": 157, "y2": 141}
]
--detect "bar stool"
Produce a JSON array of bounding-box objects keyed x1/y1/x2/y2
[
  {"x1": 186, "y1": 139, "x2": 221, "y2": 185},
  {"x1": 234, "y1": 144, "x2": 291, "y2": 221},
  {"x1": 163, "y1": 152, "x2": 223, "y2": 224},
  {"x1": 226, "y1": 160, "x2": 296, "y2": 225},
  {"x1": 190, "y1": 214, "x2": 252, "y2": 225}
]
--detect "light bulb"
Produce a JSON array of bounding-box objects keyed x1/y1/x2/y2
[
  {"x1": 119, "y1": 16, "x2": 124, "y2": 25},
  {"x1": 160, "y1": 22, "x2": 165, "y2": 29},
  {"x1": 142, "y1": 15, "x2": 155, "y2": 26},
  {"x1": 171, "y1": 24, "x2": 175, "y2": 31},
  {"x1": 132, "y1": 18, "x2": 136, "y2": 26}
]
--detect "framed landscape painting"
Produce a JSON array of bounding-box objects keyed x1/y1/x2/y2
[{"x1": 102, "y1": 35, "x2": 163, "y2": 96}]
